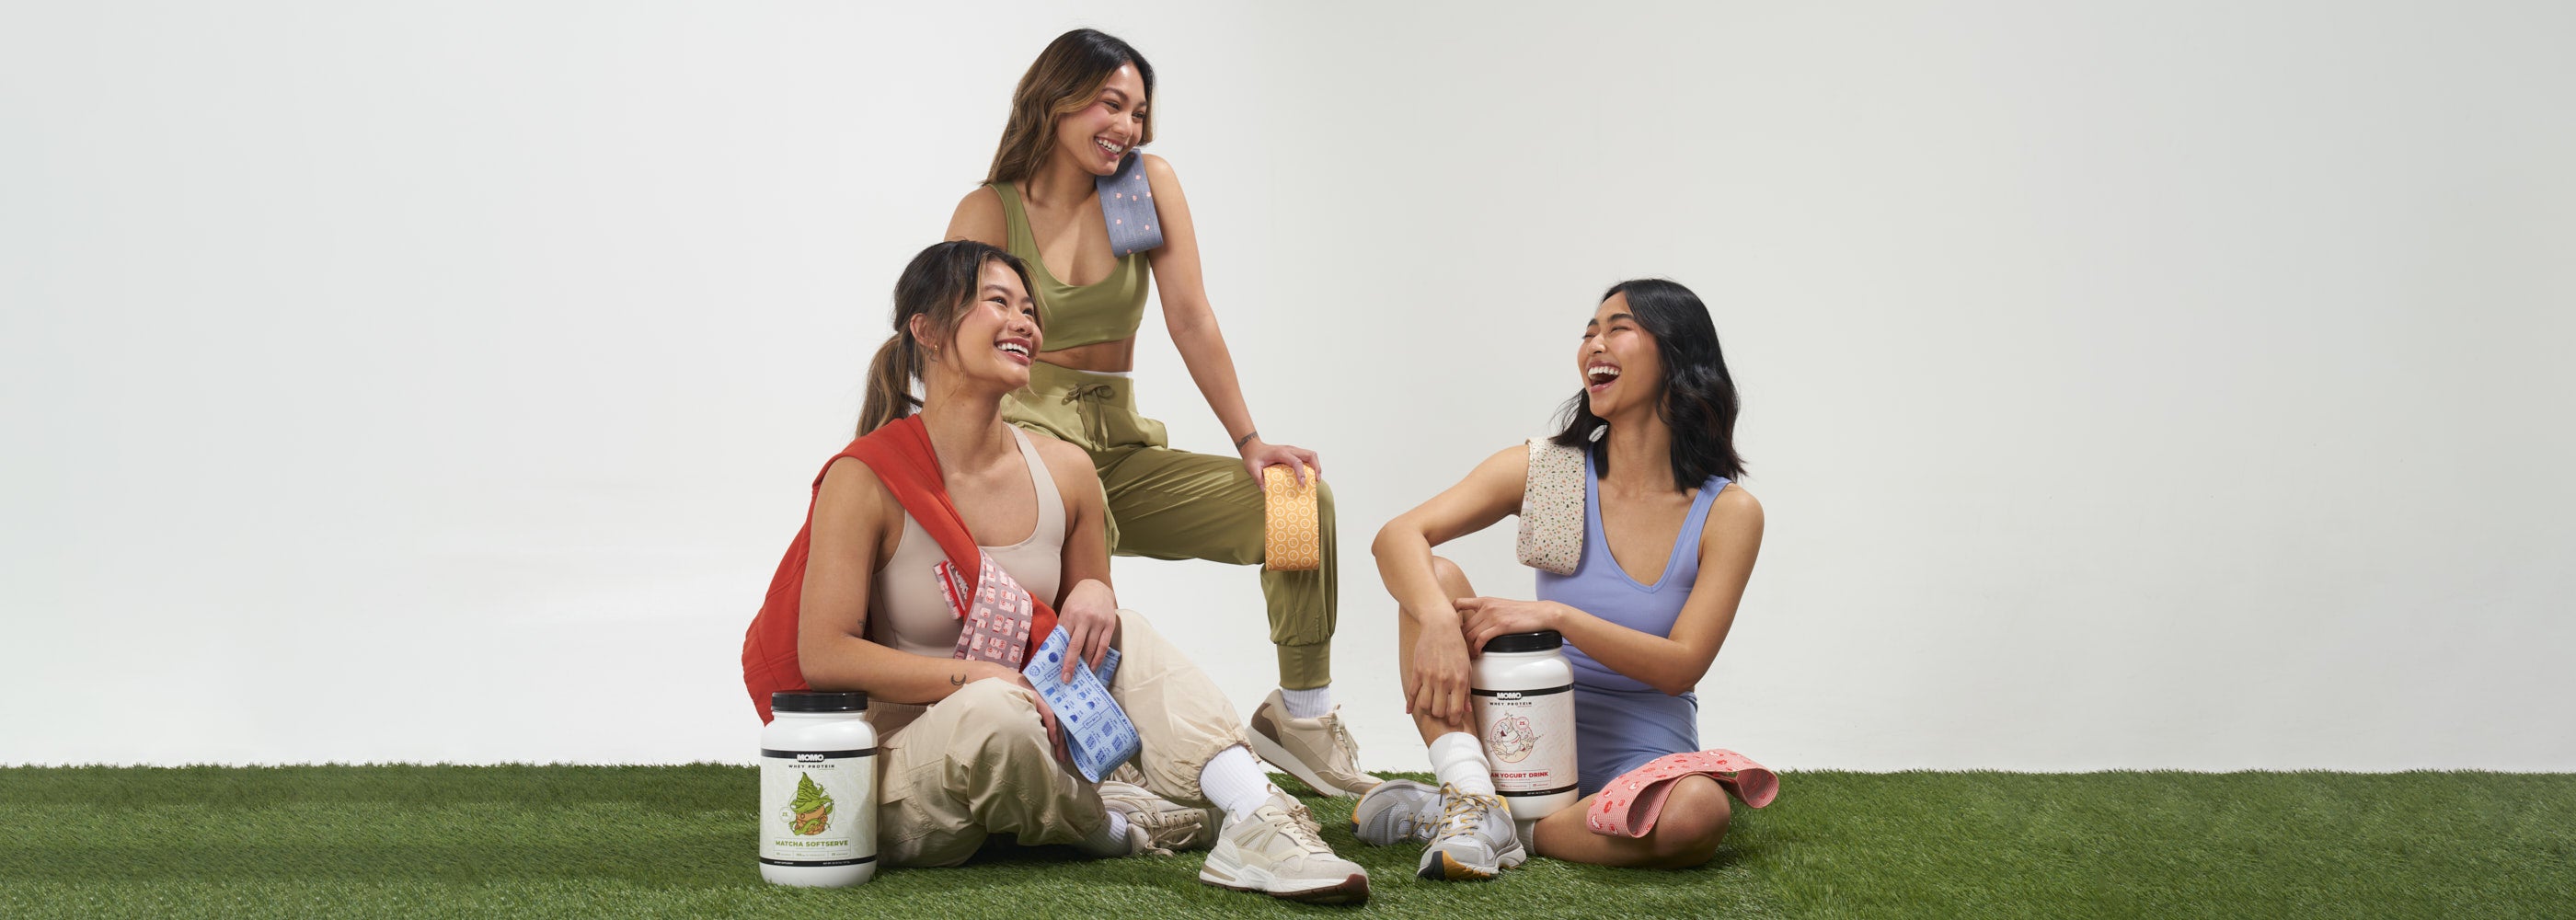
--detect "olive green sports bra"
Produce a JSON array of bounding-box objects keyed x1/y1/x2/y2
[{"x1": 989, "y1": 183, "x2": 1151, "y2": 351}]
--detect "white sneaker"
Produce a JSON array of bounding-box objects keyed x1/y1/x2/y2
[
  {"x1": 1248, "y1": 691, "x2": 1383, "y2": 798},
  {"x1": 1198, "y1": 791, "x2": 1371, "y2": 904},
  {"x1": 1416, "y1": 784, "x2": 1526, "y2": 881},
  {"x1": 1098, "y1": 781, "x2": 1222, "y2": 855},
  {"x1": 1350, "y1": 779, "x2": 1443, "y2": 845}
]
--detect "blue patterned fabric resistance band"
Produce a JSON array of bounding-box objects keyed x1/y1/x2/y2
[{"x1": 1098, "y1": 151, "x2": 1164, "y2": 257}]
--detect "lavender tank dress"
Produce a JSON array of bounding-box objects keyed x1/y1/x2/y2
[{"x1": 1533, "y1": 446, "x2": 1730, "y2": 797}]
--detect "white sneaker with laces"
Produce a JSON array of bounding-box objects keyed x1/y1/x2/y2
[{"x1": 1198, "y1": 791, "x2": 1371, "y2": 904}]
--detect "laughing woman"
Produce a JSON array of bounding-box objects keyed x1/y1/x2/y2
[
  {"x1": 1357, "y1": 280, "x2": 1766, "y2": 880},
  {"x1": 741, "y1": 241, "x2": 1369, "y2": 904},
  {"x1": 944, "y1": 29, "x2": 1371, "y2": 798}
]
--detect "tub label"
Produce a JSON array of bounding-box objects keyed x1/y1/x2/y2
[
  {"x1": 1472, "y1": 684, "x2": 1578, "y2": 798},
  {"x1": 759, "y1": 747, "x2": 877, "y2": 866}
]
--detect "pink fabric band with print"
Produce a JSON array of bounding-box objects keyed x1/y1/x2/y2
[
  {"x1": 935, "y1": 554, "x2": 1038, "y2": 668},
  {"x1": 1585, "y1": 749, "x2": 1779, "y2": 839}
]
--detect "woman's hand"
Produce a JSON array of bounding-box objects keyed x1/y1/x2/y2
[
  {"x1": 1455, "y1": 597, "x2": 1568, "y2": 654},
  {"x1": 977, "y1": 662, "x2": 1072, "y2": 765},
  {"x1": 1240, "y1": 436, "x2": 1322, "y2": 487},
  {"x1": 1023, "y1": 679, "x2": 1070, "y2": 765},
  {"x1": 1408, "y1": 614, "x2": 1477, "y2": 725},
  {"x1": 1057, "y1": 578, "x2": 1121, "y2": 682}
]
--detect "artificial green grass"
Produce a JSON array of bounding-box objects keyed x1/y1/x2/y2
[{"x1": 0, "y1": 765, "x2": 2566, "y2": 918}]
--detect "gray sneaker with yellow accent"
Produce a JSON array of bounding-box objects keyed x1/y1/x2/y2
[
  {"x1": 1248, "y1": 691, "x2": 1382, "y2": 798},
  {"x1": 1351, "y1": 778, "x2": 1443, "y2": 845},
  {"x1": 1416, "y1": 784, "x2": 1526, "y2": 881}
]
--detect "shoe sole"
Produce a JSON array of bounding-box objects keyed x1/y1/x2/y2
[
  {"x1": 1416, "y1": 843, "x2": 1531, "y2": 881},
  {"x1": 1248, "y1": 730, "x2": 1365, "y2": 799},
  {"x1": 1200, "y1": 869, "x2": 1372, "y2": 905}
]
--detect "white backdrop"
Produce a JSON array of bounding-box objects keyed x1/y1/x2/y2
[{"x1": 5, "y1": 1, "x2": 2571, "y2": 770}]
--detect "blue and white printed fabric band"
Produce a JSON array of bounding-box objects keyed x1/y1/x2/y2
[
  {"x1": 1098, "y1": 151, "x2": 1163, "y2": 257},
  {"x1": 1020, "y1": 627, "x2": 1140, "y2": 783}
]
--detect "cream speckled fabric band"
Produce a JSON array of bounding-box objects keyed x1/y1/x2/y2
[
  {"x1": 1517, "y1": 438, "x2": 1586, "y2": 576},
  {"x1": 1260, "y1": 466, "x2": 1322, "y2": 572}
]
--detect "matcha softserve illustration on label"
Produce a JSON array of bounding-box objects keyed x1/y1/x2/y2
[{"x1": 787, "y1": 772, "x2": 834, "y2": 836}]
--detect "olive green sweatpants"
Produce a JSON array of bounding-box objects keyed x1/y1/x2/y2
[{"x1": 1003, "y1": 362, "x2": 1336, "y2": 689}]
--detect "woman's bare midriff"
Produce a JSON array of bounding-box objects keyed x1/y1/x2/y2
[{"x1": 1039, "y1": 337, "x2": 1138, "y2": 373}]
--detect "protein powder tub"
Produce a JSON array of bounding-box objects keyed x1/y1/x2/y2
[
  {"x1": 1472, "y1": 630, "x2": 1579, "y2": 822},
  {"x1": 760, "y1": 691, "x2": 877, "y2": 887}
]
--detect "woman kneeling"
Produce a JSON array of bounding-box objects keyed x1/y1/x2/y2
[
  {"x1": 741, "y1": 241, "x2": 1368, "y2": 904},
  {"x1": 1361, "y1": 279, "x2": 1764, "y2": 879}
]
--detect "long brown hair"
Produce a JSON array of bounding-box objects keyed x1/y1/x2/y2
[
  {"x1": 857, "y1": 241, "x2": 1039, "y2": 435},
  {"x1": 983, "y1": 29, "x2": 1156, "y2": 186}
]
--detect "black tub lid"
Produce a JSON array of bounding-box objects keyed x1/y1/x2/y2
[
  {"x1": 1486, "y1": 630, "x2": 1562, "y2": 653},
  {"x1": 772, "y1": 691, "x2": 868, "y2": 712}
]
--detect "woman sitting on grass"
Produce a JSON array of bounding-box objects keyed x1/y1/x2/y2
[
  {"x1": 1358, "y1": 279, "x2": 1765, "y2": 880},
  {"x1": 740, "y1": 240, "x2": 1369, "y2": 905}
]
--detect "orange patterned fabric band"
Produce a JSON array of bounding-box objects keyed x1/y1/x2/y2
[{"x1": 1261, "y1": 466, "x2": 1322, "y2": 572}]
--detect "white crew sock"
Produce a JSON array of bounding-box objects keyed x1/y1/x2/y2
[
  {"x1": 1076, "y1": 809, "x2": 1133, "y2": 857},
  {"x1": 1428, "y1": 731, "x2": 1496, "y2": 797},
  {"x1": 1199, "y1": 744, "x2": 1276, "y2": 822},
  {"x1": 1278, "y1": 684, "x2": 1333, "y2": 719}
]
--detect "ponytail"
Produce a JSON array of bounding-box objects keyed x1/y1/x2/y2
[{"x1": 857, "y1": 332, "x2": 921, "y2": 435}]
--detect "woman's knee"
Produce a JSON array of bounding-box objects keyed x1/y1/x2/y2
[
  {"x1": 1646, "y1": 776, "x2": 1732, "y2": 866},
  {"x1": 946, "y1": 679, "x2": 1053, "y2": 762},
  {"x1": 1428, "y1": 555, "x2": 1474, "y2": 598}
]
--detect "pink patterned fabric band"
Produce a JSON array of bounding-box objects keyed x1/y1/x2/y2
[
  {"x1": 936, "y1": 553, "x2": 1037, "y2": 668},
  {"x1": 1584, "y1": 749, "x2": 1779, "y2": 839}
]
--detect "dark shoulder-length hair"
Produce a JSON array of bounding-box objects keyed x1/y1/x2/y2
[{"x1": 1549, "y1": 278, "x2": 1746, "y2": 489}]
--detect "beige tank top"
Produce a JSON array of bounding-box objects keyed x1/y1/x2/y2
[{"x1": 865, "y1": 428, "x2": 1065, "y2": 735}]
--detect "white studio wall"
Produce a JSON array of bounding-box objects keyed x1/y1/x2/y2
[{"x1": 4, "y1": 1, "x2": 2571, "y2": 770}]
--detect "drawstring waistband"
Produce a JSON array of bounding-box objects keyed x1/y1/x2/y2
[
  {"x1": 1062, "y1": 383, "x2": 1118, "y2": 404},
  {"x1": 1011, "y1": 362, "x2": 1166, "y2": 452}
]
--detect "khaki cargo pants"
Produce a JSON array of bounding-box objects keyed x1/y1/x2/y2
[
  {"x1": 873, "y1": 609, "x2": 1247, "y2": 867},
  {"x1": 1003, "y1": 362, "x2": 1339, "y2": 689}
]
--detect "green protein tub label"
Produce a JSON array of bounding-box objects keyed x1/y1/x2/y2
[{"x1": 760, "y1": 749, "x2": 877, "y2": 866}]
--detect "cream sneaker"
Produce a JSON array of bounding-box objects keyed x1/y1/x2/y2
[
  {"x1": 1416, "y1": 784, "x2": 1526, "y2": 881},
  {"x1": 1198, "y1": 791, "x2": 1371, "y2": 905},
  {"x1": 1098, "y1": 781, "x2": 1222, "y2": 855},
  {"x1": 1248, "y1": 691, "x2": 1382, "y2": 798}
]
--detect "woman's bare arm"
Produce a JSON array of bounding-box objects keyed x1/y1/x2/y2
[
  {"x1": 1138, "y1": 155, "x2": 1319, "y2": 481},
  {"x1": 1371, "y1": 444, "x2": 1529, "y2": 724},
  {"x1": 945, "y1": 186, "x2": 1008, "y2": 247},
  {"x1": 1032, "y1": 434, "x2": 1121, "y2": 676},
  {"x1": 797, "y1": 458, "x2": 1020, "y2": 703}
]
